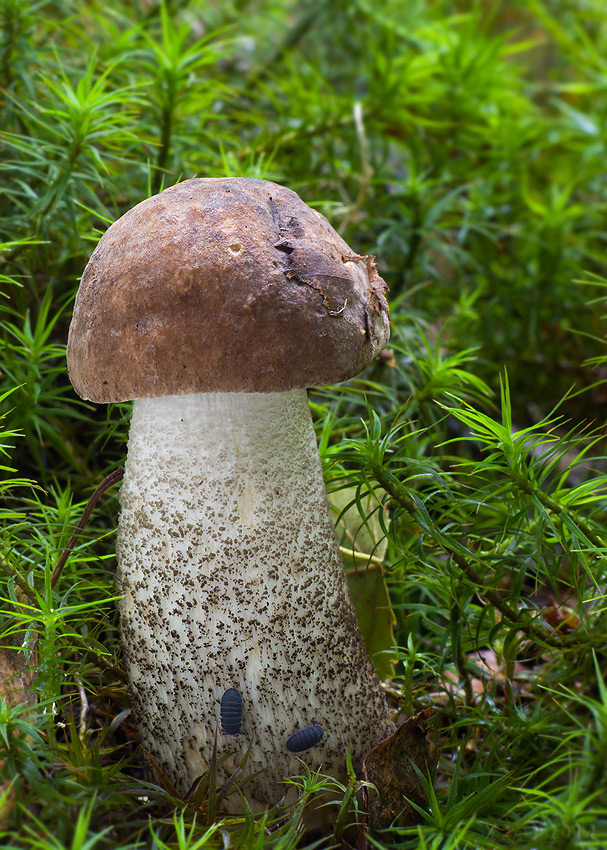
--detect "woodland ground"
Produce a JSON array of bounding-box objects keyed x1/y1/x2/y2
[{"x1": 2, "y1": 1, "x2": 607, "y2": 848}]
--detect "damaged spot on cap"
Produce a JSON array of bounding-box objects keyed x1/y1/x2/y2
[{"x1": 328, "y1": 299, "x2": 347, "y2": 316}]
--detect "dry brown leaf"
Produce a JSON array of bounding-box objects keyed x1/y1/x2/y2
[
  {"x1": 0, "y1": 644, "x2": 38, "y2": 830},
  {"x1": 362, "y1": 708, "x2": 439, "y2": 831},
  {"x1": 0, "y1": 645, "x2": 37, "y2": 708}
]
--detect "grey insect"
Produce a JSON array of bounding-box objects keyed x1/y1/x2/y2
[
  {"x1": 286, "y1": 723, "x2": 324, "y2": 753},
  {"x1": 220, "y1": 688, "x2": 243, "y2": 735}
]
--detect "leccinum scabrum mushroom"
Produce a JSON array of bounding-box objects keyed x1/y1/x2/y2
[{"x1": 67, "y1": 177, "x2": 395, "y2": 814}]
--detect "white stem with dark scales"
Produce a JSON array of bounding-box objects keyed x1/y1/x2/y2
[{"x1": 116, "y1": 389, "x2": 394, "y2": 810}]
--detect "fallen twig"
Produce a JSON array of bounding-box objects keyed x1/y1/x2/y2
[{"x1": 51, "y1": 467, "x2": 124, "y2": 589}]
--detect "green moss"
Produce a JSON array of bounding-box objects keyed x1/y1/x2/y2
[{"x1": 2, "y1": 0, "x2": 607, "y2": 845}]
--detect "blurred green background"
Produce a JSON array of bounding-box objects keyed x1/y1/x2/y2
[{"x1": 2, "y1": 1, "x2": 607, "y2": 847}]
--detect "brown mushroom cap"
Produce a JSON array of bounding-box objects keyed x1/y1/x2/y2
[{"x1": 67, "y1": 178, "x2": 390, "y2": 402}]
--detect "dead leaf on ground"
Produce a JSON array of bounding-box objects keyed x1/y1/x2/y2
[
  {"x1": 0, "y1": 645, "x2": 37, "y2": 708},
  {"x1": 362, "y1": 708, "x2": 440, "y2": 831},
  {"x1": 0, "y1": 644, "x2": 38, "y2": 830},
  {"x1": 542, "y1": 594, "x2": 580, "y2": 633}
]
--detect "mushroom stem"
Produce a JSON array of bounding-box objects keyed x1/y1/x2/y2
[{"x1": 116, "y1": 389, "x2": 393, "y2": 808}]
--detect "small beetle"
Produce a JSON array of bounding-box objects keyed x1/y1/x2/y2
[
  {"x1": 220, "y1": 688, "x2": 243, "y2": 735},
  {"x1": 286, "y1": 723, "x2": 324, "y2": 753}
]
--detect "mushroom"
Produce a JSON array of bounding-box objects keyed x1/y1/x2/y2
[{"x1": 67, "y1": 178, "x2": 395, "y2": 816}]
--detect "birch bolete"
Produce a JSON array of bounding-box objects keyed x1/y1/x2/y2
[{"x1": 67, "y1": 177, "x2": 395, "y2": 812}]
